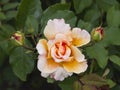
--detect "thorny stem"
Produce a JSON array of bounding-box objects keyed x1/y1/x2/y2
[
  {"x1": 22, "y1": 45, "x2": 35, "y2": 51},
  {"x1": 25, "y1": 34, "x2": 37, "y2": 45},
  {"x1": 31, "y1": 35, "x2": 37, "y2": 45},
  {"x1": 78, "y1": 79, "x2": 84, "y2": 86},
  {"x1": 89, "y1": 59, "x2": 94, "y2": 74}
]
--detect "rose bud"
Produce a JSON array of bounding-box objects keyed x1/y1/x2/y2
[
  {"x1": 11, "y1": 31, "x2": 24, "y2": 45},
  {"x1": 91, "y1": 27, "x2": 104, "y2": 42}
]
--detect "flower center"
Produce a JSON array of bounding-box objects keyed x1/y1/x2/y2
[{"x1": 55, "y1": 41, "x2": 66, "y2": 56}]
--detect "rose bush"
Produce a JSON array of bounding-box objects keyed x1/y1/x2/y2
[{"x1": 0, "y1": 0, "x2": 120, "y2": 90}]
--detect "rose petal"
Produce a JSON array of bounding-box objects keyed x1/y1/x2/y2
[
  {"x1": 44, "y1": 19, "x2": 71, "y2": 39},
  {"x1": 51, "y1": 45, "x2": 71, "y2": 62},
  {"x1": 70, "y1": 45, "x2": 85, "y2": 62},
  {"x1": 41, "y1": 72, "x2": 49, "y2": 78},
  {"x1": 63, "y1": 60, "x2": 88, "y2": 74},
  {"x1": 37, "y1": 55, "x2": 59, "y2": 73},
  {"x1": 55, "y1": 33, "x2": 72, "y2": 43},
  {"x1": 50, "y1": 67, "x2": 73, "y2": 81},
  {"x1": 47, "y1": 40, "x2": 54, "y2": 51},
  {"x1": 36, "y1": 39, "x2": 48, "y2": 55},
  {"x1": 62, "y1": 46, "x2": 71, "y2": 60},
  {"x1": 72, "y1": 28, "x2": 90, "y2": 47}
]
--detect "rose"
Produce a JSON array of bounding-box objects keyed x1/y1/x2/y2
[
  {"x1": 91, "y1": 27, "x2": 104, "y2": 42},
  {"x1": 11, "y1": 31, "x2": 24, "y2": 46},
  {"x1": 36, "y1": 19, "x2": 90, "y2": 81}
]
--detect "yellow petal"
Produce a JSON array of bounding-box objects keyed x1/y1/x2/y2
[
  {"x1": 37, "y1": 55, "x2": 59, "y2": 73},
  {"x1": 36, "y1": 39, "x2": 48, "y2": 55},
  {"x1": 44, "y1": 19, "x2": 71, "y2": 40},
  {"x1": 72, "y1": 28, "x2": 90, "y2": 47},
  {"x1": 45, "y1": 58, "x2": 59, "y2": 73},
  {"x1": 62, "y1": 60, "x2": 88, "y2": 74},
  {"x1": 70, "y1": 45, "x2": 85, "y2": 62}
]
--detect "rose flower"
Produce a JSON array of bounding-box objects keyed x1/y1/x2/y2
[{"x1": 36, "y1": 19, "x2": 90, "y2": 81}]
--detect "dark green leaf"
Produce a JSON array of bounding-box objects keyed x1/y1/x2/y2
[
  {"x1": 0, "y1": 24, "x2": 15, "y2": 41},
  {"x1": 41, "y1": 9, "x2": 76, "y2": 33},
  {"x1": 80, "y1": 74, "x2": 107, "y2": 87},
  {"x1": 16, "y1": 0, "x2": 42, "y2": 29},
  {"x1": 0, "y1": 0, "x2": 9, "y2": 4},
  {"x1": 9, "y1": 47, "x2": 34, "y2": 81},
  {"x1": 101, "y1": 27, "x2": 120, "y2": 46},
  {"x1": 0, "y1": 12, "x2": 6, "y2": 20},
  {"x1": 95, "y1": 0, "x2": 119, "y2": 11},
  {"x1": 86, "y1": 44, "x2": 108, "y2": 68},
  {"x1": 83, "y1": 6, "x2": 101, "y2": 24},
  {"x1": 110, "y1": 85, "x2": 120, "y2": 90},
  {"x1": 73, "y1": 80, "x2": 82, "y2": 90},
  {"x1": 77, "y1": 20, "x2": 93, "y2": 32},
  {"x1": 106, "y1": 79, "x2": 116, "y2": 88},
  {"x1": 41, "y1": 3, "x2": 70, "y2": 26},
  {"x1": 0, "y1": 47, "x2": 6, "y2": 67},
  {"x1": 25, "y1": 15, "x2": 38, "y2": 34},
  {"x1": 58, "y1": 76, "x2": 77, "y2": 90},
  {"x1": 6, "y1": 10, "x2": 17, "y2": 19},
  {"x1": 109, "y1": 55, "x2": 120, "y2": 67},
  {"x1": 3, "y1": 2, "x2": 19, "y2": 11},
  {"x1": 107, "y1": 7, "x2": 120, "y2": 27},
  {"x1": 73, "y1": 0, "x2": 93, "y2": 14}
]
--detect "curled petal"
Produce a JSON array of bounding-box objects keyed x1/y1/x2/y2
[
  {"x1": 72, "y1": 28, "x2": 90, "y2": 47},
  {"x1": 50, "y1": 67, "x2": 73, "y2": 81},
  {"x1": 71, "y1": 45, "x2": 85, "y2": 62},
  {"x1": 36, "y1": 39, "x2": 48, "y2": 55},
  {"x1": 41, "y1": 72, "x2": 49, "y2": 78},
  {"x1": 63, "y1": 60, "x2": 88, "y2": 74},
  {"x1": 51, "y1": 46, "x2": 71, "y2": 63},
  {"x1": 55, "y1": 33, "x2": 72, "y2": 43},
  {"x1": 37, "y1": 55, "x2": 59, "y2": 73},
  {"x1": 44, "y1": 19, "x2": 71, "y2": 39},
  {"x1": 62, "y1": 46, "x2": 71, "y2": 60}
]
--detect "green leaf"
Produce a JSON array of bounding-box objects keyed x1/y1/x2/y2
[
  {"x1": 6, "y1": 10, "x2": 17, "y2": 20},
  {"x1": 0, "y1": 24, "x2": 15, "y2": 41},
  {"x1": 77, "y1": 20, "x2": 93, "y2": 32},
  {"x1": 106, "y1": 79, "x2": 116, "y2": 88},
  {"x1": 107, "y1": 7, "x2": 120, "y2": 27},
  {"x1": 82, "y1": 85, "x2": 97, "y2": 90},
  {"x1": 40, "y1": 3, "x2": 70, "y2": 26},
  {"x1": 9, "y1": 47, "x2": 34, "y2": 81},
  {"x1": 0, "y1": 0, "x2": 9, "y2": 4},
  {"x1": 73, "y1": 80, "x2": 82, "y2": 90},
  {"x1": 101, "y1": 27, "x2": 120, "y2": 46},
  {"x1": 3, "y1": 2, "x2": 19, "y2": 11},
  {"x1": 83, "y1": 6, "x2": 101, "y2": 25},
  {"x1": 0, "y1": 40, "x2": 16, "y2": 56},
  {"x1": 110, "y1": 85, "x2": 120, "y2": 90},
  {"x1": 0, "y1": 12, "x2": 6, "y2": 20},
  {"x1": 58, "y1": 76, "x2": 77, "y2": 90},
  {"x1": 41, "y1": 9, "x2": 77, "y2": 32},
  {"x1": 16, "y1": 0, "x2": 42, "y2": 29},
  {"x1": 73, "y1": 0, "x2": 93, "y2": 14},
  {"x1": 109, "y1": 55, "x2": 120, "y2": 67},
  {"x1": 0, "y1": 47, "x2": 6, "y2": 67},
  {"x1": 86, "y1": 44, "x2": 108, "y2": 68},
  {"x1": 25, "y1": 15, "x2": 38, "y2": 34},
  {"x1": 80, "y1": 74, "x2": 107, "y2": 87},
  {"x1": 95, "y1": 0, "x2": 119, "y2": 11}
]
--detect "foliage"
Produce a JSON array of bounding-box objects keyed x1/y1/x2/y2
[{"x1": 0, "y1": 0, "x2": 120, "y2": 90}]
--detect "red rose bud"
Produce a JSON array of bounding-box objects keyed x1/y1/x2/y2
[
  {"x1": 91, "y1": 27, "x2": 104, "y2": 42},
  {"x1": 11, "y1": 31, "x2": 24, "y2": 45}
]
